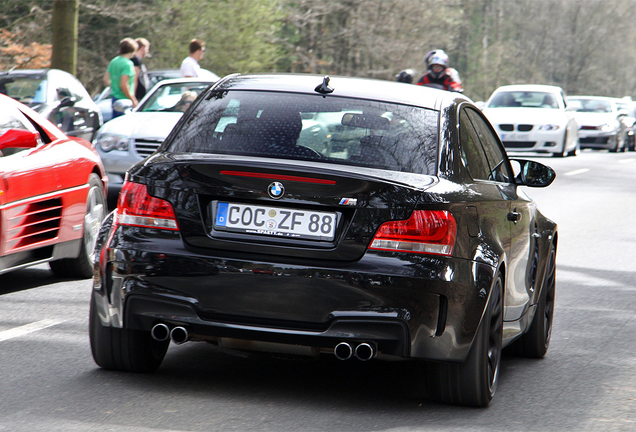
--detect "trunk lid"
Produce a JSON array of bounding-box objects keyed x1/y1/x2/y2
[{"x1": 142, "y1": 155, "x2": 437, "y2": 262}]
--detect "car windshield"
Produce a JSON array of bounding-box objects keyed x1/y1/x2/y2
[
  {"x1": 488, "y1": 91, "x2": 559, "y2": 109},
  {"x1": 0, "y1": 75, "x2": 47, "y2": 106},
  {"x1": 167, "y1": 90, "x2": 439, "y2": 175},
  {"x1": 569, "y1": 98, "x2": 613, "y2": 113},
  {"x1": 138, "y1": 82, "x2": 212, "y2": 112}
]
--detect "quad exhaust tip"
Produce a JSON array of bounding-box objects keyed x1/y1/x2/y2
[
  {"x1": 355, "y1": 343, "x2": 375, "y2": 361},
  {"x1": 334, "y1": 342, "x2": 376, "y2": 361},
  {"x1": 151, "y1": 323, "x2": 170, "y2": 342},
  {"x1": 170, "y1": 326, "x2": 189, "y2": 344},
  {"x1": 334, "y1": 342, "x2": 353, "y2": 360}
]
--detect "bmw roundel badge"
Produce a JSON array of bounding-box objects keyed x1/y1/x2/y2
[{"x1": 268, "y1": 182, "x2": 285, "y2": 199}]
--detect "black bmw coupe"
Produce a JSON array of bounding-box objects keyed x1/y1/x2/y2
[{"x1": 90, "y1": 74, "x2": 557, "y2": 407}]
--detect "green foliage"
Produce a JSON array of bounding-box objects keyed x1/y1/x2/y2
[
  {"x1": 149, "y1": 0, "x2": 285, "y2": 77},
  {"x1": 3, "y1": 0, "x2": 636, "y2": 100}
]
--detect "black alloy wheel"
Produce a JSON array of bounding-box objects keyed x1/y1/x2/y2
[
  {"x1": 515, "y1": 242, "x2": 556, "y2": 358},
  {"x1": 427, "y1": 274, "x2": 504, "y2": 407}
]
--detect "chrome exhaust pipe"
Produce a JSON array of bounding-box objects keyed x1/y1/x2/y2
[
  {"x1": 354, "y1": 343, "x2": 375, "y2": 361},
  {"x1": 170, "y1": 326, "x2": 189, "y2": 344},
  {"x1": 334, "y1": 342, "x2": 353, "y2": 360},
  {"x1": 150, "y1": 323, "x2": 170, "y2": 342}
]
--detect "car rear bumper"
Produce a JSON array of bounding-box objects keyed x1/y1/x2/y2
[{"x1": 92, "y1": 223, "x2": 498, "y2": 363}]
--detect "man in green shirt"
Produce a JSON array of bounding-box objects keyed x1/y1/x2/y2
[{"x1": 103, "y1": 38, "x2": 138, "y2": 118}]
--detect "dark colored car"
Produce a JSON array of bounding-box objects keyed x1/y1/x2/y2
[
  {"x1": 0, "y1": 69, "x2": 102, "y2": 141},
  {"x1": 0, "y1": 93, "x2": 107, "y2": 278},
  {"x1": 90, "y1": 74, "x2": 558, "y2": 407}
]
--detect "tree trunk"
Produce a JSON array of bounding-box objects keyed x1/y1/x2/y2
[{"x1": 51, "y1": 0, "x2": 79, "y2": 75}]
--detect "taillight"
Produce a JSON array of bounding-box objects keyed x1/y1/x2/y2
[
  {"x1": 369, "y1": 210, "x2": 456, "y2": 256},
  {"x1": 116, "y1": 182, "x2": 179, "y2": 230}
]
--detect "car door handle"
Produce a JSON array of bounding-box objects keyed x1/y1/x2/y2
[{"x1": 507, "y1": 211, "x2": 522, "y2": 223}]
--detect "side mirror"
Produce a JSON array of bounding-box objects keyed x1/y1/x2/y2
[
  {"x1": 0, "y1": 129, "x2": 40, "y2": 151},
  {"x1": 112, "y1": 98, "x2": 133, "y2": 114},
  {"x1": 58, "y1": 96, "x2": 77, "y2": 108},
  {"x1": 475, "y1": 101, "x2": 486, "y2": 110},
  {"x1": 510, "y1": 159, "x2": 556, "y2": 187}
]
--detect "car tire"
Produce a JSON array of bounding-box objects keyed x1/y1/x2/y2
[
  {"x1": 552, "y1": 133, "x2": 568, "y2": 157},
  {"x1": 427, "y1": 274, "x2": 503, "y2": 407},
  {"x1": 89, "y1": 293, "x2": 169, "y2": 372},
  {"x1": 49, "y1": 174, "x2": 106, "y2": 278},
  {"x1": 515, "y1": 242, "x2": 556, "y2": 358},
  {"x1": 567, "y1": 139, "x2": 580, "y2": 157},
  {"x1": 609, "y1": 135, "x2": 619, "y2": 152}
]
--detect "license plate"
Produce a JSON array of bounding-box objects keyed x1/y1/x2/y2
[{"x1": 214, "y1": 202, "x2": 337, "y2": 241}]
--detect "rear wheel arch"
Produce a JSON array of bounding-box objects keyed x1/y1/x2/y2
[{"x1": 427, "y1": 269, "x2": 504, "y2": 407}]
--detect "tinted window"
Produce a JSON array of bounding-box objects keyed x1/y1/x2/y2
[
  {"x1": 168, "y1": 90, "x2": 439, "y2": 175},
  {"x1": 459, "y1": 110, "x2": 490, "y2": 180},
  {"x1": 466, "y1": 109, "x2": 513, "y2": 183}
]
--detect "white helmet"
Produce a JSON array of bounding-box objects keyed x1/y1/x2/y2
[{"x1": 425, "y1": 50, "x2": 449, "y2": 78}]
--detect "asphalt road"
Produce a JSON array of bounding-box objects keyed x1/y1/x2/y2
[{"x1": 1, "y1": 149, "x2": 635, "y2": 431}]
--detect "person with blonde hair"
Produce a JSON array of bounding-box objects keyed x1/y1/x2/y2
[
  {"x1": 170, "y1": 91, "x2": 198, "y2": 112},
  {"x1": 133, "y1": 37, "x2": 151, "y2": 100}
]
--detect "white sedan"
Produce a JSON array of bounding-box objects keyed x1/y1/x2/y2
[
  {"x1": 482, "y1": 84, "x2": 579, "y2": 157},
  {"x1": 92, "y1": 78, "x2": 216, "y2": 207},
  {"x1": 567, "y1": 96, "x2": 627, "y2": 152}
]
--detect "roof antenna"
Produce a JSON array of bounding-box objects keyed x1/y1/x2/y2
[{"x1": 314, "y1": 76, "x2": 334, "y2": 94}]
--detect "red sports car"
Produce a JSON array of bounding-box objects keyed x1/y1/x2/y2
[{"x1": 0, "y1": 93, "x2": 107, "y2": 278}]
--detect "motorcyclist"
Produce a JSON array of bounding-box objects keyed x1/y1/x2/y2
[
  {"x1": 416, "y1": 49, "x2": 463, "y2": 92},
  {"x1": 395, "y1": 69, "x2": 416, "y2": 84}
]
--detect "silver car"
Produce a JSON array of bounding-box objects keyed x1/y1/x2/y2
[
  {"x1": 92, "y1": 78, "x2": 216, "y2": 206},
  {"x1": 567, "y1": 96, "x2": 627, "y2": 152}
]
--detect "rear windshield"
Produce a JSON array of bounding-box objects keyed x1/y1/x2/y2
[{"x1": 167, "y1": 90, "x2": 438, "y2": 175}]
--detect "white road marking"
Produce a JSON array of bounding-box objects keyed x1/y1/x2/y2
[
  {"x1": 0, "y1": 319, "x2": 65, "y2": 342},
  {"x1": 619, "y1": 158, "x2": 635, "y2": 164},
  {"x1": 563, "y1": 168, "x2": 590, "y2": 176}
]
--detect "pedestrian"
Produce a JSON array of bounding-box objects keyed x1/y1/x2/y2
[
  {"x1": 395, "y1": 69, "x2": 416, "y2": 83},
  {"x1": 132, "y1": 37, "x2": 151, "y2": 101},
  {"x1": 180, "y1": 39, "x2": 206, "y2": 78},
  {"x1": 103, "y1": 37, "x2": 138, "y2": 117}
]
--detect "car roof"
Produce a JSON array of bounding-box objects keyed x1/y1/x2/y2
[
  {"x1": 147, "y1": 69, "x2": 181, "y2": 75},
  {"x1": 568, "y1": 95, "x2": 614, "y2": 100},
  {"x1": 151, "y1": 77, "x2": 218, "y2": 87},
  {"x1": 212, "y1": 73, "x2": 468, "y2": 111},
  {"x1": 491, "y1": 84, "x2": 564, "y2": 93},
  {"x1": 0, "y1": 69, "x2": 48, "y2": 79}
]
